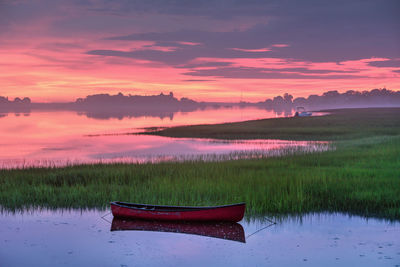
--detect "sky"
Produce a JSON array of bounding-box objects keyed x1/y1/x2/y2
[{"x1": 0, "y1": 0, "x2": 399, "y2": 102}]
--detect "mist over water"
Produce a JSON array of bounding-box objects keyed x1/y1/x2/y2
[{"x1": 2, "y1": 88, "x2": 399, "y2": 120}]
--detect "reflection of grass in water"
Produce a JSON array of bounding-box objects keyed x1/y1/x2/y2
[
  {"x1": 0, "y1": 135, "x2": 399, "y2": 220},
  {"x1": 0, "y1": 143, "x2": 331, "y2": 169},
  {"x1": 121, "y1": 143, "x2": 331, "y2": 163}
]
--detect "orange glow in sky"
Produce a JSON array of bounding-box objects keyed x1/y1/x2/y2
[{"x1": 0, "y1": 1, "x2": 399, "y2": 102}]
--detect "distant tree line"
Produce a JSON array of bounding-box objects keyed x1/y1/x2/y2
[
  {"x1": 1, "y1": 88, "x2": 399, "y2": 112},
  {"x1": 75, "y1": 92, "x2": 198, "y2": 109},
  {"x1": 0, "y1": 96, "x2": 31, "y2": 105},
  {"x1": 261, "y1": 88, "x2": 400, "y2": 110}
]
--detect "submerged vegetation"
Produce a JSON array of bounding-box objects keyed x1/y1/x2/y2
[{"x1": 0, "y1": 108, "x2": 399, "y2": 219}]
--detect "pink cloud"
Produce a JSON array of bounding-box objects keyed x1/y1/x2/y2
[
  {"x1": 176, "y1": 41, "x2": 202, "y2": 46},
  {"x1": 271, "y1": 44, "x2": 290, "y2": 48},
  {"x1": 231, "y1": 47, "x2": 271, "y2": 52}
]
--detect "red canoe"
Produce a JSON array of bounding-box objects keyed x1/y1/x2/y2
[{"x1": 110, "y1": 202, "x2": 245, "y2": 222}]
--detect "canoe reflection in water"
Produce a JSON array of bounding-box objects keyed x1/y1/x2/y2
[{"x1": 111, "y1": 218, "x2": 246, "y2": 243}]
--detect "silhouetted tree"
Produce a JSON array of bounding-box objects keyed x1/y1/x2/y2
[{"x1": 283, "y1": 93, "x2": 293, "y2": 104}]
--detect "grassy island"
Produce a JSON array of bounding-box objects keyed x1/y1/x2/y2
[
  {"x1": 1, "y1": 108, "x2": 399, "y2": 220},
  {"x1": 146, "y1": 108, "x2": 400, "y2": 141}
]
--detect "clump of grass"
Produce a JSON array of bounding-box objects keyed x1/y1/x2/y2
[{"x1": 1, "y1": 135, "x2": 399, "y2": 220}]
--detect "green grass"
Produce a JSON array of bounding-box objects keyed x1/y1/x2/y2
[
  {"x1": 0, "y1": 108, "x2": 399, "y2": 220},
  {"x1": 0, "y1": 136, "x2": 399, "y2": 219},
  {"x1": 146, "y1": 108, "x2": 400, "y2": 141}
]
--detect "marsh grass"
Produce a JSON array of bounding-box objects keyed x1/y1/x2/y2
[
  {"x1": 147, "y1": 108, "x2": 400, "y2": 141},
  {"x1": 1, "y1": 135, "x2": 399, "y2": 219}
]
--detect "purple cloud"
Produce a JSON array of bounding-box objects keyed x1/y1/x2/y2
[
  {"x1": 182, "y1": 67, "x2": 365, "y2": 79},
  {"x1": 368, "y1": 59, "x2": 400, "y2": 68}
]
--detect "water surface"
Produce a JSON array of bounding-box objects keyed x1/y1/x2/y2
[
  {"x1": 0, "y1": 107, "x2": 328, "y2": 169},
  {"x1": 0, "y1": 210, "x2": 398, "y2": 267}
]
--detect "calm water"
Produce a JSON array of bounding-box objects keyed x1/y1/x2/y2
[
  {"x1": 0, "y1": 107, "x2": 328, "y2": 169},
  {"x1": 0, "y1": 210, "x2": 399, "y2": 267}
]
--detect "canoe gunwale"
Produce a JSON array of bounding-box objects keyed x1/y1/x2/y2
[{"x1": 110, "y1": 201, "x2": 245, "y2": 212}]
